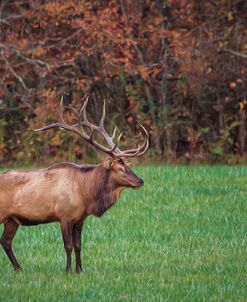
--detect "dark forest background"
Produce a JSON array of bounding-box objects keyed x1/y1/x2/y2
[{"x1": 1, "y1": 0, "x2": 247, "y2": 165}]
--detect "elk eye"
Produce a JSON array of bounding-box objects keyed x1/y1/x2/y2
[{"x1": 118, "y1": 167, "x2": 125, "y2": 173}]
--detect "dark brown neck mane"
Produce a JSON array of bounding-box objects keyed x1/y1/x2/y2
[
  {"x1": 88, "y1": 166, "x2": 122, "y2": 217},
  {"x1": 73, "y1": 164, "x2": 123, "y2": 217}
]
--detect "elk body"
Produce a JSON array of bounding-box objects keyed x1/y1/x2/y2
[{"x1": 0, "y1": 96, "x2": 148, "y2": 273}]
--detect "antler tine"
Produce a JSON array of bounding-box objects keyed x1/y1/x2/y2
[
  {"x1": 110, "y1": 132, "x2": 122, "y2": 153},
  {"x1": 34, "y1": 123, "x2": 60, "y2": 132},
  {"x1": 112, "y1": 123, "x2": 149, "y2": 158},
  {"x1": 117, "y1": 132, "x2": 123, "y2": 143},
  {"x1": 111, "y1": 127, "x2": 117, "y2": 140},
  {"x1": 81, "y1": 95, "x2": 91, "y2": 127},
  {"x1": 58, "y1": 96, "x2": 66, "y2": 124},
  {"x1": 129, "y1": 139, "x2": 149, "y2": 157},
  {"x1": 99, "y1": 99, "x2": 106, "y2": 128},
  {"x1": 139, "y1": 123, "x2": 149, "y2": 138},
  {"x1": 89, "y1": 125, "x2": 94, "y2": 142},
  {"x1": 78, "y1": 95, "x2": 90, "y2": 134},
  {"x1": 136, "y1": 123, "x2": 149, "y2": 156},
  {"x1": 34, "y1": 95, "x2": 67, "y2": 132},
  {"x1": 134, "y1": 137, "x2": 149, "y2": 157}
]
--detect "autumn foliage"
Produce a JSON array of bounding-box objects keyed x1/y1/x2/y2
[{"x1": 1, "y1": 0, "x2": 247, "y2": 165}]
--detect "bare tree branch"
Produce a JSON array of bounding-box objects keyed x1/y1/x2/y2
[
  {"x1": 221, "y1": 48, "x2": 247, "y2": 59},
  {"x1": 1, "y1": 52, "x2": 28, "y2": 91}
]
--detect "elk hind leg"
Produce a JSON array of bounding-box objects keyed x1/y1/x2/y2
[{"x1": 0, "y1": 219, "x2": 21, "y2": 271}]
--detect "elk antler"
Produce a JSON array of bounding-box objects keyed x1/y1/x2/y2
[{"x1": 35, "y1": 95, "x2": 149, "y2": 158}]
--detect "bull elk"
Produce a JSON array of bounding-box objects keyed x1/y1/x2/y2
[{"x1": 0, "y1": 96, "x2": 148, "y2": 273}]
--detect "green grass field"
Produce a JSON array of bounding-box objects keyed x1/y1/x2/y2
[{"x1": 0, "y1": 166, "x2": 246, "y2": 301}]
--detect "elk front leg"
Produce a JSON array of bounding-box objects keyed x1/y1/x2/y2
[
  {"x1": 0, "y1": 219, "x2": 21, "y2": 271},
  {"x1": 60, "y1": 222, "x2": 73, "y2": 273},
  {"x1": 72, "y1": 221, "x2": 84, "y2": 273}
]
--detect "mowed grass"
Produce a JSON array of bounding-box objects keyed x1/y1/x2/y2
[{"x1": 0, "y1": 165, "x2": 246, "y2": 301}]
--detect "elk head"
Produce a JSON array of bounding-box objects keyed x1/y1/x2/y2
[
  {"x1": 35, "y1": 95, "x2": 149, "y2": 180},
  {"x1": 103, "y1": 157, "x2": 144, "y2": 188}
]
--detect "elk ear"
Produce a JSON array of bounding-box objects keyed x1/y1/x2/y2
[
  {"x1": 103, "y1": 157, "x2": 114, "y2": 170},
  {"x1": 124, "y1": 159, "x2": 132, "y2": 167}
]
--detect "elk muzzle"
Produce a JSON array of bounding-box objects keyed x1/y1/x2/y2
[
  {"x1": 125, "y1": 170, "x2": 144, "y2": 188},
  {"x1": 137, "y1": 178, "x2": 144, "y2": 187}
]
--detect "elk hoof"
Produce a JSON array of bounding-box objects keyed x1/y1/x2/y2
[{"x1": 76, "y1": 267, "x2": 84, "y2": 274}]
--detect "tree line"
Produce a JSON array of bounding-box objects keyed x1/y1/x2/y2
[{"x1": 0, "y1": 0, "x2": 247, "y2": 165}]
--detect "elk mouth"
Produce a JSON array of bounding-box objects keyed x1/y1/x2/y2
[{"x1": 131, "y1": 178, "x2": 144, "y2": 189}]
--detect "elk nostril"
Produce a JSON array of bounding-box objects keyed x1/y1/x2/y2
[{"x1": 139, "y1": 179, "x2": 144, "y2": 186}]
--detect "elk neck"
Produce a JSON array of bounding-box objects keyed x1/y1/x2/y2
[{"x1": 77, "y1": 164, "x2": 125, "y2": 217}]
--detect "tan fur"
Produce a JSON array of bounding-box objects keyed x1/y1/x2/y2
[
  {"x1": 0, "y1": 160, "x2": 143, "y2": 225},
  {"x1": 0, "y1": 166, "x2": 84, "y2": 224}
]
